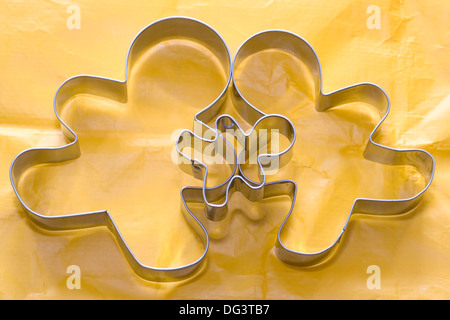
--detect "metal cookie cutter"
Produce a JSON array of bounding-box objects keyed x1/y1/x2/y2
[
  {"x1": 176, "y1": 112, "x2": 295, "y2": 221},
  {"x1": 10, "y1": 17, "x2": 234, "y2": 282},
  {"x1": 181, "y1": 30, "x2": 435, "y2": 267}
]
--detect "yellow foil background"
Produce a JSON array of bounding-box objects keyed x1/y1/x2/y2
[{"x1": 0, "y1": 0, "x2": 449, "y2": 299}]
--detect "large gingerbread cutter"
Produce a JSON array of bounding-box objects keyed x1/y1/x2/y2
[
  {"x1": 10, "y1": 17, "x2": 236, "y2": 282},
  {"x1": 179, "y1": 30, "x2": 435, "y2": 267}
]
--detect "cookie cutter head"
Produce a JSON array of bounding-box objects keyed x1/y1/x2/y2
[
  {"x1": 182, "y1": 30, "x2": 435, "y2": 267},
  {"x1": 9, "y1": 17, "x2": 233, "y2": 282}
]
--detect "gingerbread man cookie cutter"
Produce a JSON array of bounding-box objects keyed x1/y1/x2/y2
[{"x1": 10, "y1": 17, "x2": 234, "y2": 282}]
